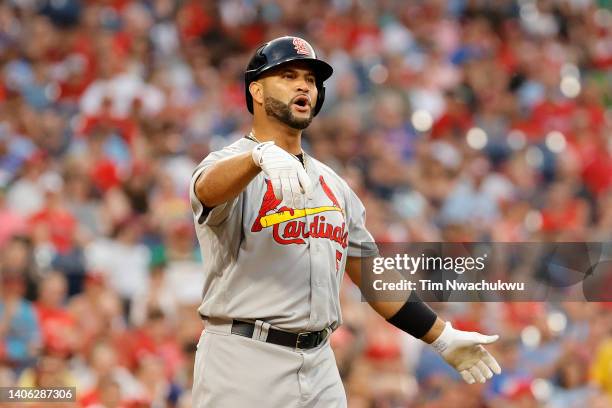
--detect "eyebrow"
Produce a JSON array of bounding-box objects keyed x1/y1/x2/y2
[{"x1": 280, "y1": 67, "x2": 315, "y2": 77}]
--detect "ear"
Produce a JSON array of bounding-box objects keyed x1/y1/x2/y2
[{"x1": 249, "y1": 81, "x2": 264, "y2": 107}]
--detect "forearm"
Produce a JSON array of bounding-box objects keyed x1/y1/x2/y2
[
  {"x1": 366, "y1": 298, "x2": 445, "y2": 343},
  {"x1": 195, "y1": 151, "x2": 261, "y2": 207},
  {"x1": 345, "y1": 256, "x2": 444, "y2": 342},
  {"x1": 343, "y1": 258, "x2": 405, "y2": 319}
]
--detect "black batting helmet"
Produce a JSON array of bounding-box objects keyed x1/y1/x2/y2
[{"x1": 244, "y1": 36, "x2": 333, "y2": 116}]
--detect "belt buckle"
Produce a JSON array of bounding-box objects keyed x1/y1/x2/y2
[{"x1": 295, "y1": 332, "x2": 311, "y2": 350}]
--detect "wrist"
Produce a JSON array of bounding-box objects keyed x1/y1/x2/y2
[
  {"x1": 421, "y1": 317, "x2": 446, "y2": 344},
  {"x1": 430, "y1": 321, "x2": 454, "y2": 353},
  {"x1": 252, "y1": 141, "x2": 274, "y2": 168}
]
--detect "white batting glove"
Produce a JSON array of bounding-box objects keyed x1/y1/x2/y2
[
  {"x1": 431, "y1": 322, "x2": 502, "y2": 384},
  {"x1": 252, "y1": 141, "x2": 313, "y2": 208}
]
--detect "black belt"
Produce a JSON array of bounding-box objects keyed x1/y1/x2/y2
[{"x1": 230, "y1": 320, "x2": 331, "y2": 350}]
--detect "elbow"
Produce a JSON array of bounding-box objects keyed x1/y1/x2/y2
[{"x1": 195, "y1": 172, "x2": 216, "y2": 208}]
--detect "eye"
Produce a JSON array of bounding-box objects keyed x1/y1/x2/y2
[
  {"x1": 282, "y1": 71, "x2": 296, "y2": 79},
  {"x1": 306, "y1": 76, "x2": 316, "y2": 84}
]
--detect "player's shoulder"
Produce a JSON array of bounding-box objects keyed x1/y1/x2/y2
[
  {"x1": 197, "y1": 137, "x2": 253, "y2": 165},
  {"x1": 210, "y1": 136, "x2": 254, "y2": 156},
  {"x1": 191, "y1": 136, "x2": 254, "y2": 178}
]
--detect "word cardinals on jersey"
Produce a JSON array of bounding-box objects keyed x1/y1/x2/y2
[{"x1": 252, "y1": 176, "x2": 348, "y2": 248}]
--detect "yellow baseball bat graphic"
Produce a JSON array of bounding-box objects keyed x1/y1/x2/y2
[{"x1": 260, "y1": 206, "x2": 342, "y2": 228}]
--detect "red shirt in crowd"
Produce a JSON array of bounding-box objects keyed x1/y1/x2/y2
[
  {"x1": 119, "y1": 329, "x2": 184, "y2": 380},
  {"x1": 34, "y1": 303, "x2": 78, "y2": 355},
  {"x1": 540, "y1": 199, "x2": 585, "y2": 233},
  {"x1": 28, "y1": 207, "x2": 77, "y2": 254}
]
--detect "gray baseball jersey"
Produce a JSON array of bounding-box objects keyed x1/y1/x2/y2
[{"x1": 189, "y1": 137, "x2": 377, "y2": 332}]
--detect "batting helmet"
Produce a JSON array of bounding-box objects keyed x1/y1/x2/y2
[{"x1": 244, "y1": 36, "x2": 333, "y2": 116}]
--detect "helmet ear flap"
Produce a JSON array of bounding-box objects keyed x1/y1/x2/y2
[{"x1": 313, "y1": 85, "x2": 325, "y2": 117}]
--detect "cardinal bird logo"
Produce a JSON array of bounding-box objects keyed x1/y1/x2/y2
[{"x1": 252, "y1": 176, "x2": 347, "y2": 247}]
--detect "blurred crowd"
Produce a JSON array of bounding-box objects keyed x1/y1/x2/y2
[{"x1": 0, "y1": 0, "x2": 611, "y2": 407}]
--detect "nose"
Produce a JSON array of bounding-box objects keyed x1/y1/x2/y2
[
  {"x1": 296, "y1": 79, "x2": 310, "y2": 93},
  {"x1": 295, "y1": 75, "x2": 312, "y2": 93}
]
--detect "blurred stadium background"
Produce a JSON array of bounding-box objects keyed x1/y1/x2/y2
[{"x1": 0, "y1": 0, "x2": 611, "y2": 407}]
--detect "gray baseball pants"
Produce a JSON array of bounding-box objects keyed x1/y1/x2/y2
[{"x1": 192, "y1": 318, "x2": 347, "y2": 407}]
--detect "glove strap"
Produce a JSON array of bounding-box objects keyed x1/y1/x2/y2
[{"x1": 252, "y1": 141, "x2": 275, "y2": 167}]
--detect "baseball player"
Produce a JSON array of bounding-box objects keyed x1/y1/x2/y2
[{"x1": 190, "y1": 36, "x2": 501, "y2": 407}]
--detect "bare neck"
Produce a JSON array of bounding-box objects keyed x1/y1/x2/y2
[{"x1": 251, "y1": 116, "x2": 303, "y2": 155}]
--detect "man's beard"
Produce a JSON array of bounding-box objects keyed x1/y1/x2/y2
[{"x1": 264, "y1": 96, "x2": 313, "y2": 130}]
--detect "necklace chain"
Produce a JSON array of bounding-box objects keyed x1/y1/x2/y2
[{"x1": 248, "y1": 131, "x2": 261, "y2": 143}]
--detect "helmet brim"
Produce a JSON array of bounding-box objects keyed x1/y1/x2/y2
[{"x1": 246, "y1": 56, "x2": 333, "y2": 83}]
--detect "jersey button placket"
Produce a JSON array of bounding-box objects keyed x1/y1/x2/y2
[
  {"x1": 304, "y1": 207, "x2": 316, "y2": 329},
  {"x1": 307, "y1": 195, "x2": 324, "y2": 329},
  {"x1": 304, "y1": 193, "x2": 313, "y2": 249}
]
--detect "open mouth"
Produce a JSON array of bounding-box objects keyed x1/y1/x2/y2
[{"x1": 292, "y1": 95, "x2": 311, "y2": 112}]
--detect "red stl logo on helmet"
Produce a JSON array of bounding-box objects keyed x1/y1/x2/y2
[{"x1": 292, "y1": 37, "x2": 311, "y2": 56}]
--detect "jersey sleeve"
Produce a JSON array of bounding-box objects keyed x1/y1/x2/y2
[
  {"x1": 346, "y1": 187, "x2": 379, "y2": 258},
  {"x1": 189, "y1": 144, "x2": 245, "y2": 227}
]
